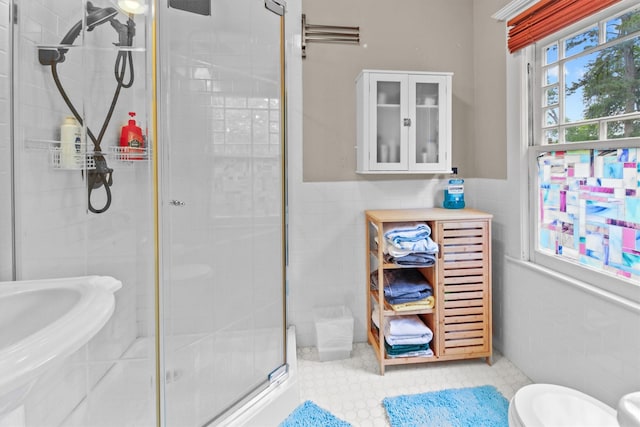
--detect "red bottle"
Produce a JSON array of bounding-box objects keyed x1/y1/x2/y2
[{"x1": 120, "y1": 112, "x2": 144, "y2": 160}]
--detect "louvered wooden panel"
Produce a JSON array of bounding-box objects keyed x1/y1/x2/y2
[{"x1": 438, "y1": 220, "x2": 491, "y2": 357}]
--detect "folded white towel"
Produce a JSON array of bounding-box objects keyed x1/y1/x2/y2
[
  {"x1": 384, "y1": 240, "x2": 414, "y2": 257},
  {"x1": 384, "y1": 315, "x2": 432, "y2": 338},
  {"x1": 387, "y1": 348, "x2": 434, "y2": 358},
  {"x1": 385, "y1": 333, "x2": 432, "y2": 346}
]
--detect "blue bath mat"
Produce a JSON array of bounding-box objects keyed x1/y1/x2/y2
[
  {"x1": 279, "y1": 400, "x2": 352, "y2": 427},
  {"x1": 383, "y1": 385, "x2": 509, "y2": 427}
]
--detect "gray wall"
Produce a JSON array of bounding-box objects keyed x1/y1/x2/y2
[
  {"x1": 301, "y1": 0, "x2": 507, "y2": 182},
  {"x1": 472, "y1": 0, "x2": 508, "y2": 180}
]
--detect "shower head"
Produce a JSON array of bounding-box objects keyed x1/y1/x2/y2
[
  {"x1": 38, "y1": 2, "x2": 120, "y2": 65},
  {"x1": 59, "y1": 2, "x2": 119, "y2": 45},
  {"x1": 87, "y1": 2, "x2": 119, "y2": 29}
]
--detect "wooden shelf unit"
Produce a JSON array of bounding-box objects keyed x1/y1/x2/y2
[{"x1": 365, "y1": 208, "x2": 493, "y2": 375}]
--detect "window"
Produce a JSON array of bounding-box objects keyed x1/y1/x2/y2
[{"x1": 531, "y1": 1, "x2": 640, "y2": 296}]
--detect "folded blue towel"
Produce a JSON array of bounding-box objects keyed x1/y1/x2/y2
[
  {"x1": 385, "y1": 290, "x2": 432, "y2": 305},
  {"x1": 385, "y1": 223, "x2": 432, "y2": 243},
  {"x1": 384, "y1": 340, "x2": 431, "y2": 356},
  {"x1": 384, "y1": 224, "x2": 439, "y2": 253},
  {"x1": 385, "y1": 252, "x2": 437, "y2": 266},
  {"x1": 370, "y1": 270, "x2": 433, "y2": 298},
  {"x1": 387, "y1": 236, "x2": 438, "y2": 253}
]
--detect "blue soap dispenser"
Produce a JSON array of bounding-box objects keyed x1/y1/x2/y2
[{"x1": 443, "y1": 167, "x2": 465, "y2": 209}]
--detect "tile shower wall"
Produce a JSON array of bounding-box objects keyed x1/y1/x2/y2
[
  {"x1": 0, "y1": 0, "x2": 11, "y2": 282},
  {"x1": 10, "y1": 1, "x2": 154, "y2": 425}
]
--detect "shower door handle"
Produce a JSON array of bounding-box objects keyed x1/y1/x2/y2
[{"x1": 169, "y1": 200, "x2": 186, "y2": 207}]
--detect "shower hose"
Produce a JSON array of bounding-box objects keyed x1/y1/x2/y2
[{"x1": 48, "y1": 47, "x2": 134, "y2": 213}]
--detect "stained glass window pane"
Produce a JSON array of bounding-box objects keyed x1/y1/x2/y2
[{"x1": 538, "y1": 149, "x2": 640, "y2": 280}]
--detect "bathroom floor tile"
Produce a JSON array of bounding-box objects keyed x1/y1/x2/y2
[{"x1": 296, "y1": 343, "x2": 532, "y2": 427}]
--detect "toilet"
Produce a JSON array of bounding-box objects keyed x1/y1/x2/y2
[{"x1": 509, "y1": 384, "x2": 619, "y2": 427}]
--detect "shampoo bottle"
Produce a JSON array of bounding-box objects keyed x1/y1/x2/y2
[
  {"x1": 120, "y1": 112, "x2": 144, "y2": 160},
  {"x1": 60, "y1": 116, "x2": 81, "y2": 168},
  {"x1": 443, "y1": 167, "x2": 465, "y2": 209}
]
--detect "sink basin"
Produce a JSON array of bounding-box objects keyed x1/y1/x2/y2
[{"x1": 0, "y1": 275, "x2": 122, "y2": 416}]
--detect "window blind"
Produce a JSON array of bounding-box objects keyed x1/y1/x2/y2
[{"x1": 507, "y1": 0, "x2": 621, "y2": 53}]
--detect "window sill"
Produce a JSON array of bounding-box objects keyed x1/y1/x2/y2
[{"x1": 505, "y1": 255, "x2": 640, "y2": 312}]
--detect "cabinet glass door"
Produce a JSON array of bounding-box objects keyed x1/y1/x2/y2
[
  {"x1": 370, "y1": 74, "x2": 408, "y2": 170},
  {"x1": 410, "y1": 75, "x2": 449, "y2": 171}
]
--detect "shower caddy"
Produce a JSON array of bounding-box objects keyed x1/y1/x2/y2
[{"x1": 365, "y1": 208, "x2": 493, "y2": 375}]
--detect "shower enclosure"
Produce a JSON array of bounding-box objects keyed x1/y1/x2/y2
[{"x1": 9, "y1": 0, "x2": 287, "y2": 425}]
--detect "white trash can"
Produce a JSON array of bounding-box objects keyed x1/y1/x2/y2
[{"x1": 313, "y1": 305, "x2": 354, "y2": 361}]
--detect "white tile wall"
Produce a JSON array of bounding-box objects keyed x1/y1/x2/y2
[
  {"x1": 7, "y1": 1, "x2": 155, "y2": 424},
  {"x1": 465, "y1": 178, "x2": 516, "y2": 355},
  {"x1": 287, "y1": 176, "x2": 446, "y2": 347},
  {"x1": 501, "y1": 258, "x2": 640, "y2": 407}
]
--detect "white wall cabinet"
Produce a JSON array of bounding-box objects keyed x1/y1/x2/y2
[{"x1": 356, "y1": 70, "x2": 453, "y2": 174}]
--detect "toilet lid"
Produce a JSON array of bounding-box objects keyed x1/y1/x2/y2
[{"x1": 512, "y1": 384, "x2": 617, "y2": 427}]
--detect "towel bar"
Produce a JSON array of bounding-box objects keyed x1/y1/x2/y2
[{"x1": 302, "y1": 14, "x2": 359, "y2": 58}]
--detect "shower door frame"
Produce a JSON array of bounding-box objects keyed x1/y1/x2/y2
[{"x1": 152, "y1": 1, "x2": 288, "y2": 425}]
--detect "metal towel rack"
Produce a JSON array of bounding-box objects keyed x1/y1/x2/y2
[{"x1": 302, "y1": 14, "x2": 360, "y2": 58}]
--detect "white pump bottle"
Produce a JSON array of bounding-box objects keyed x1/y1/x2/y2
[{"x1": 60, "y1": 116, "x2": 81, "y2": 168}]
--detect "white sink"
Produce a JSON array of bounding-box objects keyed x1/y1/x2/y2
[{"x1": 0, "y1": 275, "x2": 122, "y2": 417}]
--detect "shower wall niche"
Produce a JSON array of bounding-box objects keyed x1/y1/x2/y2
[{"x1": 12, "y1": 1, "x2": 156, "y2": 425}]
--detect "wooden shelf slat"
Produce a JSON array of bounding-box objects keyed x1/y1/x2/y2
[
  {"x1": 444, "y1": 337, "x2": 485, "y2": 348},
  {"x1": 444, "y1": 290, "x2": 484, "y2": 300}
]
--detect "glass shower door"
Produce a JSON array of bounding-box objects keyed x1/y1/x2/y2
[{"x1": 157, "y1": 1, "x2": 285, "y2": 425}]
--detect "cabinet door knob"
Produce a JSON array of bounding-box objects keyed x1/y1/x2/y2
[{"x1": 403, "y1": 118, "x2": 411, "y2": 126}]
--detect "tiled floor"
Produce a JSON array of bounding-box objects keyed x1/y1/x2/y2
[{"x1": 296, "y1": 343, "x2": 532, "y2": 427}]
